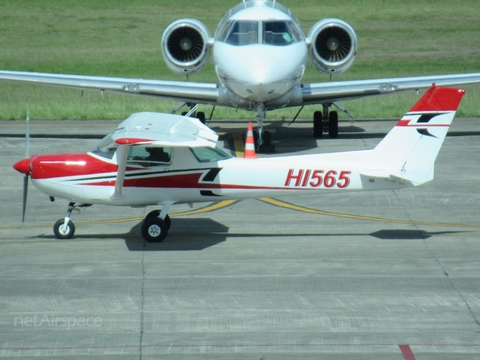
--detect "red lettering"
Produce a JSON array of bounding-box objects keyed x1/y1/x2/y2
[
  {"x1": 285, "y1": 169, "x2": 304, "y2": 187},
  {"x1": 337, "y1": 171, "x2": 351, "y2": 188},
  {"x1": 285, "y1": 169, "x2": 351, "y2": 189},
  {"x1": 309, "y1": 170, "x2": 324, "y2": 187},
  {"x1": 324, "y1": 170, "x2": 337, "y2": 188},
  {"x1": 301, "y1": 169, "x2": 311, "y2": 187}
]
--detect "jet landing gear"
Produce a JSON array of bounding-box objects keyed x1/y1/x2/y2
[
  {"x1": 313, "y1": 103, "x2": 338, "y2": 139},
  {"x1": 141, "y1": 210, "x2": 171, "y2": 243}
]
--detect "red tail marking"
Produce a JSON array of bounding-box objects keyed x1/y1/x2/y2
[{"x1": 409, "y1": 85, "x2": 465, "y2": 112}]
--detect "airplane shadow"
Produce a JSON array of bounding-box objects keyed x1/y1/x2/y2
[
  {"x1": 124, "y1": 218, "x2": 229, "y2": 251},
  {"x1": 33, "y1": 224, "x2": 466, "y2": 250},
  {"x1": 369, "y1": 229, "x2": 463, "y2": 240}
]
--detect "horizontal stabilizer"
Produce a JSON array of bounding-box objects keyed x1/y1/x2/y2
[{"x1": 112, "y1": 112, "x2": 218, "y2": 148}]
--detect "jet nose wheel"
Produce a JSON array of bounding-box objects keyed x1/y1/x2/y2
[
  {"x1": 53, "y1": 219, "x2": 75, "y2": 239},
  {"x1": 142, "y1": 217, "x2": 169, "y2": 242}
]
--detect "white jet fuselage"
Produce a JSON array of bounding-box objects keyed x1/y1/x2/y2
[{"x1": 212, "y1": 3, "x2": 307, "y2": 106}]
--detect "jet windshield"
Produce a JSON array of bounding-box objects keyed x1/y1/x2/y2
[{"x1": 218, "y1": 20, "x2": 302, "y2": 46}]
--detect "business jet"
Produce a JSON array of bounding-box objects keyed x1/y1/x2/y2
[
  {"x1": 13, "y1": 85, "x2": 465, "y2": 242},
  {"x1": 1, "y1": 0, "x2": 479, "y2": 143}
]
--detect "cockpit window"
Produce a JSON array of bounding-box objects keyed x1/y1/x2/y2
[
  {"x1": 189, "y1": 146, "x2": 232, "y2": 163},
  {"x1": 219, "y1": 20, "x2": 259, "y2": 45},
  {"x1": 90, "y1": 133, "x2": 117, "y2": 160},
  {"x1": 218, "y1": 20, "x2": 302, "y2": 46},
  {"x1": 264, "y1": 21, "x2": 293, "y2": 45}
]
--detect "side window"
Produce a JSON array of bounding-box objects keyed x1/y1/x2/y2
[{"x1": 127, "y1": 146, "x2": 171, "y2": 166}]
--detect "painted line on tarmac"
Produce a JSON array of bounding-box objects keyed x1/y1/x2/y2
[
  {"x1": 399, "y1": 344, "x2": 416, "y2": 360},
  {"x1": 260, "y1": 197, "x2": 480, "y2": 230},
  {"x1": 232, "y1": 133, "x2": 245, "y2": 158}
]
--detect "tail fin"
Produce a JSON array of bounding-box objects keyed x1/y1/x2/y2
[{"x1": 372, "y1": 85, "x2": 465, "y2": 185}]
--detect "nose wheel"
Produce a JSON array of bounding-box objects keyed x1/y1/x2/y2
[
  {"x1": 53, "y1": 202, "x2": 88, "y2": 239},
  {"x1": 54, "y1": 218, "x2": 75, "y2": 239}
]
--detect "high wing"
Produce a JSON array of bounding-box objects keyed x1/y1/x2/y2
[
  {"x1": 1, "y1": 70, "x2": 480, "y2": 109},
  {"x1": 109, "y1": 112, "x2": 218, "y2": 200},
  {"x1": 111, "y1": 112, "x2": 218, "y2": 147}
]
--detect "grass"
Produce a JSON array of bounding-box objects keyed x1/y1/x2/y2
[{"x1": 0, "y1": 0, "x2": 479, "y2": 120}]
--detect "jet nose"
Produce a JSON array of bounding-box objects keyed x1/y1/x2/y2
[
  {"x1": 13, "y1": 158, "x2": 31, "y2": 176},
  {"x1": 239, "y1": 53, "x2": 283, "y2": 86}
]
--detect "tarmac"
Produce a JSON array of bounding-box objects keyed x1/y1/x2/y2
[{"x1": 1, "y1": 116, "x2": 480, "y2": 359}]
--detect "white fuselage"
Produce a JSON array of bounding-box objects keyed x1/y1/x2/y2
[{"x1": 29, "y1": 146, "x2": 408, "y2": 209}]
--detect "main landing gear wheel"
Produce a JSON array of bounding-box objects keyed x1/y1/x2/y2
[
  {"x1": 53, "y1": 219, "x2": 75, "y2": 239},
  {"x1": 142, "y1": 217, "x2": 169, "y2": 242},
  {"x1": 329, "y1": 111, "x2": 339, "y2": 138},
  {"x1": 313, "y1": 111, "x2": 323, "y2": 138},
  {"x1": 145, "y1": 210, "x2": 171, "y2": 230},
  {"x1": 313, "y1": 110, "x2": 339, "y2": 139}
]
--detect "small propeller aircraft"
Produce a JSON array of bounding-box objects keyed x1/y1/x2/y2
[
  {"x1": 1, "y1": 0, "x2": 480, "y2": 144},
  {"x1": 13, "y1": 85, "x2": 465, "y2": 242}
]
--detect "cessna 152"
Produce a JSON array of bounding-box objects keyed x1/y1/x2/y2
[
  {"x1": 0, "y1": 0, "x2": 480, "y2": 144},
  {"x1": 13, "y1": 85, "x2": 465, "y2": 242}
]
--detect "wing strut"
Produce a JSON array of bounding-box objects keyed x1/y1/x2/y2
[{"x1": 111, "y1": 145, "x2": 128, "y2": 200}]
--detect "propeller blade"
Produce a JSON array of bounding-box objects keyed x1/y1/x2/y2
[
  {"x1": 22, "y1": 111, "x2": 30, "y2": 222},
  {"x1": 25, "y1": 111, "x2": 30, "y2": 158},
  {"x1": 22, "y1": 175, "x2": 28, "y2": 223}
]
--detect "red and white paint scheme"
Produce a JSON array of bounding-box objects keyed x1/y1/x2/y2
[{"x1": 13, "y1": 85, "x2": 465, "y2": 242}]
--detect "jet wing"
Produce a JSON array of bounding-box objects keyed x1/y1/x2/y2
[
  {"x1": 0, "y1": 70, "x2": 219, "y2": 105},
  {"x1": 302, "y1": 73, "x2": 480, "y2": 105},
  {"x1": 2, "y1": 70, "x2": 480, "y2": 109},
  {"x1": 111, "y1": 112, "x2": 218, "y2": 148}
]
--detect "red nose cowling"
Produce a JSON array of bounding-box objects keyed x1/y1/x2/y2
[{"x1": 13, "y1": 158, "x2": 31, "y2": 176}]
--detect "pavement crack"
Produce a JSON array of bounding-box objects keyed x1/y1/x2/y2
[
  {"x1": 139, "y1": 239, "x2": 146, "y2": 360},
  {"x1": 397, "y1": 191, "x2": 480, "y2": 331}
]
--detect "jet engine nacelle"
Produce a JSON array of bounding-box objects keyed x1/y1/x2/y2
[
  {"x1": 161, "y1": 19, "x2": 211, "y2": 75},
  {"x1": 307, "y1": 19, "x2": 357, "y2": 75}
]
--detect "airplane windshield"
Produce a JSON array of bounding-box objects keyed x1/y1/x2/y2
[
  {"x1": 218, "y1": 20, "x2": 301, "y2": 46},
  {"x1": 219, "y1": 20, "x2": 259, "y2": 45},
  {"x1": 90, "y1": 133, "x2": 117, "y2": 160},
  {"x1": 263, "y1": 20, "x2": 300, "y2": 45}
]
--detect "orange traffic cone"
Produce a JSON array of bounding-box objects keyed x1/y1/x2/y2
[{"x1": 244, "y1": 122, "x2": 258, "y2": 158}]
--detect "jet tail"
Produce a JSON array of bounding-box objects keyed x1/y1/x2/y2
[{"x1": 370, "y1": 85, "x2": 465, "y2": 185}]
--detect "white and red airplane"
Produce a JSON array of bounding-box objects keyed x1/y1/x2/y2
[
  {"x1": 13, "y1": 85, "x2": 465, "y2": 242},
  {"x1": 1, "y1": 0, "x2": 479, "y2": 143}
]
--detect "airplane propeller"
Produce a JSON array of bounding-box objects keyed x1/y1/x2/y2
[{"x1": 14, "y1": 112, "x2": 31, "y2": 222}]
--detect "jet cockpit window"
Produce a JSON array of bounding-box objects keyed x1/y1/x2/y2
[
  {"x1": 127, "y1": 146, "x2": 171, "y2": 166},
  {"x1": 219, "y1": 20, "x2": 259, "y2": 45},
  {"x1": 263, "y1": 20, "x2": 300, "y2": 45},
  {"x1": 218, "y1": 19, "x2": 302, "y2": 46}
]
